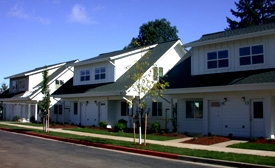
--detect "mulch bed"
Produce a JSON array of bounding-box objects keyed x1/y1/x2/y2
[
  {"x1": 183, "y1": 136, "x2": 231, "y2": 145},
  {"x1": 251, "y1": 138, "x2": 275, "y2": 144}
]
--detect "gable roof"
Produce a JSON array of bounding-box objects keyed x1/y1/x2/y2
[
  {"x1": 5, "y1": 60, "x2": 78, "y2": 79},
  {"x1": 52, "y1": 40, "x2": 181, "y2": 97},
  {"x1": 165, "y1": 56, "x2": 275, "y2": 91},
  {"x1": 184, "y1": 22, "x2": 275, "y2": 47},
  {"x1": 0, "y1": 60, "x2": 78, "y2": 101}
]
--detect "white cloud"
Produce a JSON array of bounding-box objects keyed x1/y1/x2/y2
[
  {"x1": 68, "y1": 4, "x2": 96, "y2": 24},
  {"x1": 7, "y1": 2, "x2": 50, "y2": 25},
  {"x1": 8, "y1": 2, "x2": 29, "y2": 19}
]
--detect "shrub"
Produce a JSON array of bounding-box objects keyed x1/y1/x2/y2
[
  {"x1": 114, "y1": 120, "x2": 127, "y2": 132},
  {"x1": 30, "y1": 116, "x2": 35, "y2": 123},
  {"x1": 98, "y1": 121, "x2": 107, "y2": 129},
  {"x1": 13, "y1": 116, "x2": 20, "y2": 121},
  {"x1": 150, "y1": 122, "x2": 160, "y2": 133}
]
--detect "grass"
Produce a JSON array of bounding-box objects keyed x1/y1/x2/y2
[
  {"x1": 0, "y1": 123, "x2": 275, "y2": 166},
  {"x1": 65, "y1": 127, "x2": 179, "y2": 141},
  {"x1": 11, "y1": 122, "x2": 180, "y2": 141},
  {"x1": 229, "y1": 142, "x2": 275, "y2": 152}
]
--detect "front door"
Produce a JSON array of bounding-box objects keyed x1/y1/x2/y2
[
  {"x1": 250, "y1": 99, "x2": 265, "y2": 138},
  {"x1": 99, "y1": 102, "x2": 106, "y2": 122},
  {"x1": 209, "y1": 100, "x2": 223, "y2": 135}
]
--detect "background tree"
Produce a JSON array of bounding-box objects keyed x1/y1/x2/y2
[
  {"x1": 39, "y1": 68, "x2": 50, "y2": 132},
  {"x1": 1, "y1": 82, "x2": 8, "y2": 92},
  {"x1": 226, "y1": 0, "x2": 275, "y2": 30},
  {"x1": 125, "y1": 18, "x2": 179, "y2": 49}
]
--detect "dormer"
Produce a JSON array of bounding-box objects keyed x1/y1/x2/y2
[
  {"x1": 184, "y1": 23, "x2": 275, "y2": 76},
  {"x1": 73, "y1": 45, "x2": 156, "y2": 86}
]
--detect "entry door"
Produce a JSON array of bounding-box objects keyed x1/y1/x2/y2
[
  {"x1": 250, "y1": 99, "x2": 265, "y2": 138},
  {"x1": 99, "y1": 102, "x2": 106, "y2": 122},
  {"x1": 209, "y1": 101, "x2": 223, "y2": 135}
]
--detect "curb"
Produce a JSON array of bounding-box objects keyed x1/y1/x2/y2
[{"x1": 0, "y1": 128, "x2": 273, "y2": 168}]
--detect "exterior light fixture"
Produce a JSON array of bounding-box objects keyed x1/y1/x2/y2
[
  {"x1": 223, "y1": 97, "x2": 227, "y2": 102},
  {"x1": 242, "y1": 97, "x2": 245, "y2": 102}
]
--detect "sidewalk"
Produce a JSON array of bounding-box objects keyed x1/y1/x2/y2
[{"x1": 1, "y1": 122, "x2": 274, "y2": 157}]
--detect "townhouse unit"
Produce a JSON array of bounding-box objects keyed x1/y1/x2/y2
[
  {"x1": 52, "y1": 40, "x2": 186, "y2": 128},
  {"x1": 0, "y1": 60, "x2": 78, "y2": 122},
  {"x1": 165, "y1": 23, "x2": 275, "y2": 138}
]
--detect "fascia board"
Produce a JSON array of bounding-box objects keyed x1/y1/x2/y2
[
  {"x1": 52, "y1": 90, "x2": 127, "y2": 99},
  {"x1": 75, "y1": 57, "x2": 111, "y2": 66},
  {"x1": 5, "y1": 63, "x2": 65, "y2": 79},
  {"x1": 184, "y1": 29, "x2": 275, "y2": 48},
  {"x1": 110, "y1": 44, "x2": 157, "y2": 60},
  {"x1": 165, "y1": 83, "x2": 275, "y2": 95}
]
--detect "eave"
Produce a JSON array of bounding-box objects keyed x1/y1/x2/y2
[
  {"x1": 165, "y1": 83, "x2": 275, "y2": 95},
  {"x1": 184, "y1": 29, "x2": 275, "y2": 48}
]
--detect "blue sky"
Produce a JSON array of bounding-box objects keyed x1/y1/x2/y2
[{"x1": 0, "y1": 0, "x2": 237, "y2": 86}]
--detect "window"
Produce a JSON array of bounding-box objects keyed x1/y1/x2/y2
[
  {"x1": 239, "y1": 45, "x2": 264, "y2": 66},
  {"x1": 207, "y1": 50, "x2": 228, "y2": 69},
  {"x1": 253, "y1": 101, "x2": 263, "y2": 118},
  {"x1": 55, "y1": 80, "x2": 64, "y2": 89},
  {"x1": 95, "y1": 67, "x2": 106, "y2": 80},
  {"x1": 186, "y1": 101, "x2": 203, "y2": 118},
  {"x1": 121, "y1": 102, "x2": 129, "y2": 116},
  {"x1": 73, "y1": 103, "x2": 78, "y2": 115},
  {"x1": 54, "y1": 105, "x2": 62, "y2": 114},
  {"x1": 80, "y1": 69, "x2": 90, "y2": 81},
  {"x1": 153, "y1": 67, "x2": 164, "y2": 80},
  {"x1": 152, "y1": 102, "x2": 162, "y2": 116}
]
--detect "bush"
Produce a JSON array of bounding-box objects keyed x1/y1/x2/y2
[
  {"x1": 30, "y1": 116, "x2": 35, "y2": 123},
  {"x1": 150, "y1": 122, "x2": 160, "y2": 133},
  {"x1": 98, "y1": 121, "x2": 107, "y2": 129},
  {"x1": 13, "y1": 116, "x2": 20, "y2": 121},
  {"x1": 114, "y1": 119, "x2": 127, "y2": 132}
]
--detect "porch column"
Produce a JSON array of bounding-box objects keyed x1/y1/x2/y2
[
  {"x1": 28, "y1": 104, "x2": 31, "y2": 121},
  {"x1": 34, "y1": 103, "x2": 38, "y2": 121}
]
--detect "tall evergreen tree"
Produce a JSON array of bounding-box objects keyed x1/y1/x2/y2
[
  {"x1": 226, "y1": 0, "x2": 275, "y2": 30},
  {"x1": 125, "y1": 18, "x2": 179, "y2": 49}
]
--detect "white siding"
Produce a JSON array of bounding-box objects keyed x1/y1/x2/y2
[
  {"x1": 191, "y1": 34, "x2": 275, "y2": 75},
  {"x1": 73, "y1": 62, "x2": 114, "y2": 85},
  {"x1": 114, "y1": 50, "x2": 147, "y2": 81}
]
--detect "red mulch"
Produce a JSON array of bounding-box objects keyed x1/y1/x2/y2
[
  {"x1": 183, "y1": 136, "x2": 231, "y2": 145},
  {"x1": 252, "y1": 138, "x2": 275, "y2": 144}
]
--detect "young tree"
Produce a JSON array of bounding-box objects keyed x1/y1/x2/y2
[
  {"x1": 126, "y1": 42, "x2": 169, "y2": 145},
  {"x1": 125, "y1": 18, "x2": 179, "y2": 49},
  {"x1": 226, "y1": 0, "x2": 275, "y2": 30},
  {"x1": 39, "y1": 68, "x2": 51, "y2": 132}
]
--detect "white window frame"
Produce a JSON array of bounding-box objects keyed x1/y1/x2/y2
[
  {"x1": 239, "y1": 44, "x2": 264, "y2": 66},
  {"x1": 95, "y1": 67, "x2": 106, "y2": 80},
  {"x1": 207, "y1": 50, "x2": 229, "y2": 69},
  {"x1": 80, "y1": 69, "x2": 90, "y2": 81}
]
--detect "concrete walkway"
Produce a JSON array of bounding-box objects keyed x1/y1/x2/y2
[{"x1": 1, "y1": 122, "x2": 275, "y2": 157}]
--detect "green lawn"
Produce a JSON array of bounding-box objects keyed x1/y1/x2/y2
[
  {"x1": 229, "y1": 142, "x2": 275, "y2": 151},
  {"x1": 0, "y1": 123, "x2": 275, "y2": 166},
  {"x1": 65, "y1": 127, "x2": 179, "y2": 141}
]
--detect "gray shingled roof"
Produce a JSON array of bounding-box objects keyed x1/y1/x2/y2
[
  {"x1": 185, "y1": 22, "x2": 275, "y2": 47},
  {"x1": 165, "y1": 56, "x2": 275, "y2": 89},
  {"x1": 52, "y1": 40, "x2": 179, "y2": 95}
]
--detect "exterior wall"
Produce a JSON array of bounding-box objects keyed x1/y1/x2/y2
[
  {"x1": 73, "y1": 61, "x2": 114, "y2": 86},
  {"x1": 175, "y1": 90, "x2": 273, "y2": 138},
  {"x1": 113, "y1": 50, "x2": 147, "y2": 81},
  {"x1": 177, "y1": 98, "x2": 204, "y2": 135},
  {"x1": 191, "y1": 34, "x2": 275, "y2": 76}
]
